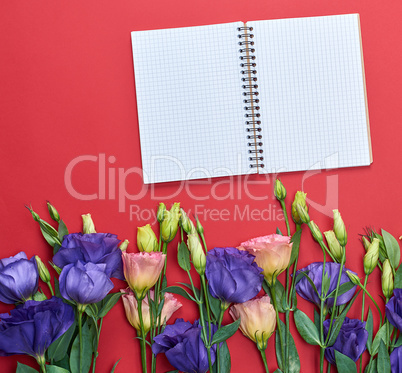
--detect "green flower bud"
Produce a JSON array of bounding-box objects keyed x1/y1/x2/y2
[
  {"x1": 82, "y1": 213, "x2": 96, "y2": 234},
  {"x1": 161, "y1": 203, "x2": 181, "y2": 243},
  {"x1": 333, "y1": 209, "x2": 347, "y2": 247},
  {"x1": 363, "y1": 238, "x2": 379, "y2": 275},
  {"x1": 35, "y1": 256, "x2": 51, "y2": 283},
  {"x1": 346, "y1": 270, "x2": 361, "y2": 286},
  {"x1": 157, "y1": 203, "x2": 166, "y2": 224},
  {"x1": 295, "y1": 203, "x2": 310, "y2": 224},
  {"x1": 274, "y1": 179, "x2": 287, "y2": 201},
  {"x1": 187, "y1": 233, "x2": 206, "y2": 275},
  {"x1": 382, "y1": 259, "x2": 394, "y2": 299},
  {"x1": 196, "y1": 216, "x2": 204, "y2": 235},
  {"x1": 119, "y1": 239, "x2": 129, "y2": 252},
  {"x1": 310, "y1": 221, "x2": 323, "y2": 242},
  {"x1": 47, "y1": 201, "x2": 60, "y2": 222},
  {"x1": 324, "y1": 230, "x2": 343, "y2": 262},
  {"x1": 137, "y1": 224, "x2": 158, "y2": 252},
  {"x1": 362, "y1": 236, "x2": 371, "y2": 251},
  {"x1": 291, "y1": 192, "x2": 308, "y2": 224},
  {"x1": 180, "y1": 209, "x2": 192, "y2": 234}
]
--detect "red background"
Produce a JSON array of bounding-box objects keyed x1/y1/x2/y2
[{"x1": 1, "y1": 0, "x2": 402, "y2": 372}]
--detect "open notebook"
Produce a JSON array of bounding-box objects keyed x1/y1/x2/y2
[{"x1": 131, "y1": 14, "x2": 372, "y2": 184}]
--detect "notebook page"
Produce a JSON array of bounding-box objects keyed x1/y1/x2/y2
[
  {"x1": 249, "y1": 14, "x2": 371, "y2": 173},
  {"x1": 131, "y1": 22, "x2": 252, "y2": 184}
]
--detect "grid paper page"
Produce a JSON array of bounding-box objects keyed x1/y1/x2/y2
[
  {"x1": 249, "y1": 14, "x2": 371, "y2": 173},
  {"x1": 132, "y1": 22, "x2": 252, "y2": 184}
]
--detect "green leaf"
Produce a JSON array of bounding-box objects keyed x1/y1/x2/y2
[
  {"x1": 166, "y1": 371, "x2": 179, "y2": 373},
  {"x1": 177, "y1": 282, "x2": 201, "y2": 299},
  {"x1": 276, "y1": 227, "x2": 283, "y2": 235},
  {"x1": 212, "y1": 341, "x2": 231, "y2": 373},
  {"x1": 275, "y1": 319, "x2": 300, "y2": 373},
  {"x1": 33, "y1": 290, "x2": 47, "y2": 301},
  {"x1": 289, "y1": 229, "x2": 302, "y2": 266},
  {"x1": 207, "y1": 292, "x2": 221, "y2": 322},
  {"x1": 161, "y1": 275, "x2": 167, "y2": 291},
  {"x1": 110, "y1": 359, "x2": 121, "y2": 373},
  {"x1": 162, "y1": 286, "x2": 196, "y2": 302},
  {"x1": 293, "y1": 309, "x2": 321, "y2": 346},
  {"x1": 365, "y1": 359, "x2": 378, "y2": 373},
  {"x1": 98, "y1": 292, "x2": 122, "y2": 318},
  {"x1": 272, "y1": 280, "x2": 286, "y2": 313},
  {"x1": 273, "y1": 370, "x2": 284, "y2": 373},
  {"x1": 394, "y1": 264, "x2": 402, "y2": 289},
  {"x1": 85, "y1": 305, "x2": 97, "y2": 318},
  {"x1": 377, "y1": 340, "x2": 391, "y2": 372},
  {"x1": 382, "y1": 229, "x2": 400, "y2": 269},
  {"x1": 16, "y1": 363, "x2": 38, "y2": 373},
  {"x1": 395, "y1": 332, "x2": 402, "y2": 348},
  {"x1": 372, "y1": 324, "x2": 388, "y2": 356},
  {"x1": 210, "y1": 318, "x2": 241, "y2": 345},
  {"x1": 366, "y1": 308, "x2": 373, "y2": 355},
  {"x1": 326, "y1": 281, "x2": 355, "y2": 299},
  {"x1": 58, "y1": 220, "x2": 69, "y2": 243},
  {"x1": 314, "y1": 309, "x2": 321, "y2": 334},
  {"x1": 335, "y1": 350, "x2": 357, "y2": 373},
  {"x1": 70, "y1": 321, "x2": 93, "y2": 373},
  {"x1": 178, "y1": 241, "x2": 191, "y2": 271},
  {"x1": 47, "y1": 320, "x2": 77, "y2": 363},
  {"x1": 46, "y1": 366, "x2": 70, "y2": 373},
  {"x1": 52, "y1": 355, "x2": 70, "y2": 370}
]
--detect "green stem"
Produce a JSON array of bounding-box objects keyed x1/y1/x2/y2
[
  {"x1": 187, "y1": 270, "x2": 213, "y2": 373},
  {"x1": 270, "y1": 282, "x2": 285, "y2": 371},
  {"x1": 137, "y1": 295, "x2": 148, "y2": 373},
  {"x1": 354, "y1": 280, "x2": 383, "y2": 323},
  {"x1": 319, "y1": 247, "x2": 327, "y2": 372},
  {"x1": 201, "y1": 275, "x2": 213, "y2": 344},
  {"x1": 279, "y1": 200, "x2": 291, "y2": 236},
  {"x1": 216, "y1": 304, "x2": 227, "y2": 373},
  {"x1": 155, "y1": 242, "x2": 168, "y2": 335},
  {"x1": 361, "y1": 275, "x2": 369, "y2": 321},
  {"x1": 386, "y1": 297, "x2": 390, "y2": 350},
  {"x1": 92, "y1": 317, "x2": 103, "y2": 373},
  {"x1": 36, "y1": 355, "x2": 46, "y2": 373},
  {"x1": 46, "y1": 281, "x2": 55, "y2": 296},
  {"x1": 78, "y1": 309, "x2": 83, "y2": 373},
  {"x1": 259, "y1": 347, "x2": 270, "y2": 373},
  {"x1": 200, "y1": 233, "x2": 208, "y2": 254},
  {"x1": 320, "y1": 346, "x2": 325, "y2": 373},
  {"x1": 325, "y1": 252, "x2": 346, "y2": 345},
  {"x1": 285, "y1": 309, "x2": 290, "y2": 373},
  {"x1": 327, "y1": 362, "x2": 331, "y2": 373}
]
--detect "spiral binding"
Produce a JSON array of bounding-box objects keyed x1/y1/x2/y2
[{"x1": 238, "y1": 26, "x2": 264, "y2": 169}]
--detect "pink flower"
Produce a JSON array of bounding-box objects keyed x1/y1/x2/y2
[
  {"x1": 121, "y1": 288, "x2": 182, "y2": 333},
  {"x1": 238, "y1": 234, "x2": 292, "y2": 285},
  {"x1": 229, "y1": 295, "x2": 276, "y2": 349},
  {"x1": 122, "y1": 251, "x2": 165, "y2": 298}
]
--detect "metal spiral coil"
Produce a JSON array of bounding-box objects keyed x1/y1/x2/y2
[{"x1": 238, "y1": 25, "x2": 263, "y2": 169}]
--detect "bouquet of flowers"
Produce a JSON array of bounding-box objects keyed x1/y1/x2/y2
[{"x1": 1, "y1": 179, "x2": 402, "y2": 373}]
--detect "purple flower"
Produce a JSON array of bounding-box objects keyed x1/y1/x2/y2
[
  {"x1": 295, "y1": 262, "x2": 357, "y2": 307},
  {"x1": 323, "y1": 317, "x2": 368, "y2": 364},
  {"x1": 205, "y1": 247, "x2": 263, "y2": 305},
  {"x1": 152, "y1": 318, "x2": 217, "y2": 373},
  {"x1": 390, "y1": 345, "x2": 402, "y2": 372},
  {"x1": 386, "y1": 289, "x2": 402, "y2": 331},
  {"x1": 0, "y1": 252, "x2": 39, "y2": 304},
  {"x1": 0, "y1": 297, "x2": 74, "y2": 358},
  {"x1": 59, "y1": 261, "x2": 114, "y2": 305},
  {"x1": 53, "y1": 233, "x2": 123, "y2": 279}
]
